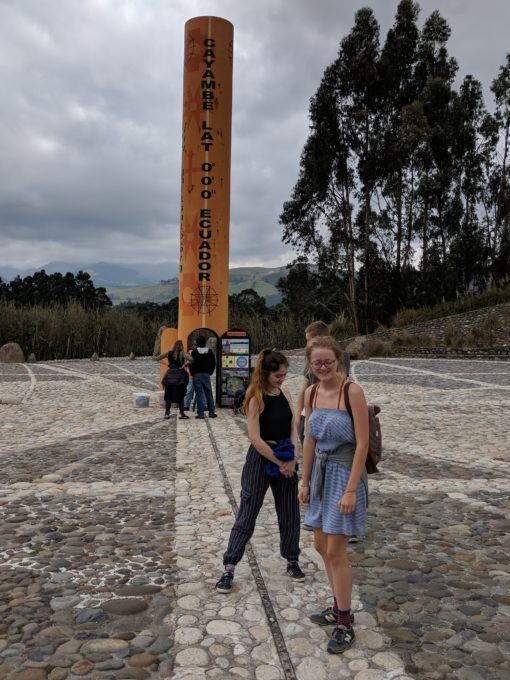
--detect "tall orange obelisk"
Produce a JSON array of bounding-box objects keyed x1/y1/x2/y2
[{"x1": 178, "y1": 16, "x2": 233, "y2": 344}]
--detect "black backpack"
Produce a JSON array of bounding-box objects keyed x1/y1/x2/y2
[{"x1": 162, "y1": 365, "x2": 189, "y2": 387}]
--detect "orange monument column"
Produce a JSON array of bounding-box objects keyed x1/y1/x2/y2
[{"x1": 178, "y1": 16, "x2": 233, "y2": 343}]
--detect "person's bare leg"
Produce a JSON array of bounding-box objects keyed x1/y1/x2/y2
[
  {"x1": 326, "y1": 534, "x2": 351, "y2": 611},
  {"x1": 314, "y1": 528, "x2": 335, "y2": 592}
]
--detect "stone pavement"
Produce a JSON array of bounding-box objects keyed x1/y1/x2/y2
[{"x1": 0, "y1": 356, "x2": 509, "y2": 680}]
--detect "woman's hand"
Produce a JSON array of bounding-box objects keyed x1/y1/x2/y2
[
  {"x1": 338, "y1": 490, "x2": 356, "y2": 515},
  {"x1": 279, "y1": 460, "x2": 296, "y2": 478},
  {"x1": 298, "y1": 483, "x2": 309, "y2": 505}
]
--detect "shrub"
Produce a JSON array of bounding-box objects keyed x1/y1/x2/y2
[
  {"x1": 391, "y1": 331, "x2": 437, "y2": 348},
  {"x1": 329, "y1": 313, "x2": 356, "y2": 341},
  {"x1": 362, "y1": 338, "x2": 394, "y2": 357},
  {"x1": 391, "y1": 285, "x2": 510, "y2": 327},
  {"x1": 445, "y1": 322, "x2": 464, "y2": 348}
]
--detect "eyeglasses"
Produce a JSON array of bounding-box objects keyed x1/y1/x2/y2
[{"x1": 310, "y1": 358, "x2": 337, "y2": 368}]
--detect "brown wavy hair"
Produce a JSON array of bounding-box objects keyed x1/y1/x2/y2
[
  {"x1": 243, "y1": 349, "x2": 289, "y2": 415},
  {"x1": 169, "y1": 339, "x2": 184, "y2": 360}
]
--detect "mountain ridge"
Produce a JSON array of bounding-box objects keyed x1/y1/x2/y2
[{"x1": 0, "y1": 262, "x2": 287, "y2": 306}]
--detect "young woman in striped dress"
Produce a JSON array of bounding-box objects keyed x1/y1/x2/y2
[{"x1": 299, "y1": 336, "x2": 369, "y2": 654}]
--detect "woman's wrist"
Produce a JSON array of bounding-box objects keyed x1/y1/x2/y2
[
  {"x1": 300, "y1": 480, "x2": 309, "y2": 487},
  {"x1": 344, "y1": 489, "x2": 356, "y2": 494}
]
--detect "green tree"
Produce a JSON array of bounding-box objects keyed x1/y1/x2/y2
[
  {"x1": 489, "y1": 53, "x2": 510, "y2": 283},
  {"x1": 378, "y1": 0, "x2": 421, "y2": 272},
  {"x1": 229, "y1": 288, "x2": 267, "y2": 317}
]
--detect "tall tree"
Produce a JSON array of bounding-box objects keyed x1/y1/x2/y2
[
  {"x1": 378, "y1": 0, "x2": 421, "y2": 273},
  {"x1": 490, "y1": 53, "x2": 510, "y2": 283},
  {"x1": 414, "y1": 10, "x2": 457, "y2": 277}
]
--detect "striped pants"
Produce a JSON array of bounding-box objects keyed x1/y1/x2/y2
[{"x1": 223, "y1": 445, "x2": 301, "y2": 566}]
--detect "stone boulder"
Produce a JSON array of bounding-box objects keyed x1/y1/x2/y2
[
  {"x1": 153, "y1": 326, "x2": 168, "y2": 357},
  {"x1": 344, "y1": 336, "x2": 368, "y2": 360},
  {"x1": 0, "y1": 393, "x2": 22, "y2": 405},
  {"x1": 90, "y1": 352, "x2": 99, "y2": 361},
  {"x1": 0, "y1": 342, "x2": 25, "y2": 363},
  {"x1": 129, "y1": 352, "x2": 136, "y2": 360}
]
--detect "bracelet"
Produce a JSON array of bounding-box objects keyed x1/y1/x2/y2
[
  {"x1": 344, "y1": 490, "x2": 356, "y2": 494},
  {"x1": 301, "y1": 481, "x2": 310, "y2": 487}
]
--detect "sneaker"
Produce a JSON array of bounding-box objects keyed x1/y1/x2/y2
[
  {"x1": 286, "y1": 562, "x2": 305, "y2": 581},
  {"x1": 215, "y1": 571, "x2": 234, "y2": 593},
  {"x1": 348, "y1": 535, "x2": 361, "y2": 544},
  {"x1": 164, "y1": 412, "x2": 170, "y2": 420},
  {"x1": 179, "y1": 414, "x2": 189, "y2": 419},
  {"x1": 195, "y1": 415, "x2": 205, "y2": 419},
  {"x1": 309, "y1": 607, "x2": 355, "y2": 626},
  {"x1": 327, "y1": 625, "x2": 355, "y2": 654},
  {"x1": 208, "y1": 413, "x2": 217, "y2": 418}
]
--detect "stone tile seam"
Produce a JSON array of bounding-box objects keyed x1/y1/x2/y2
[{"x1": 203, "y1": 416, "x2": 298, "y2": 680}]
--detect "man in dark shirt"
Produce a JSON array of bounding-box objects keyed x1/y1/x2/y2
[{"x1": 190, "y1": 336, "x2": 217, "y2": 419}]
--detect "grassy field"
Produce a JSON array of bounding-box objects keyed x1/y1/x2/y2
[{"x1": 106, "y1": 266, "x2": 286, "y2": 305}]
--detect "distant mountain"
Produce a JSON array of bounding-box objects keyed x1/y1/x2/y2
[
  {"x1": 106, "y1": 266, "x2": 287, "y2": 306},
  {"x1": 0, "y1": 262, "x2": 288, "y2": 305},
  {"x1": 0, "y1": 261, "x2": 180, "y2": 288},
  {"x1": 0, "y1": 265, "x2": 19, "y2": 282}
]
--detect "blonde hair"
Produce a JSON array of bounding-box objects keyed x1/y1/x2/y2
[
  {"x1": 243, "y1": 349, "x2": 289, "y2": 415},
  {"x1": 305, "y1": 336, "x2": 344, "y2": 370}
]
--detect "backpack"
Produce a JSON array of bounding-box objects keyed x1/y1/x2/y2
[
  {"x1": 309, "y1": 381, "x2": 382, "y2": 474},
  {"x1": 162, "y1": 365, "x2": 189, "y2": 387},
  {"x1": 232, "y1": 388, "x2": 246, "y2": 414}
]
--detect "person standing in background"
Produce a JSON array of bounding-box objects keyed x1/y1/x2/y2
[
  {"x1": 183, "y1": 342, "x2": 196, "y2": 411},
  {"x1": 190, "y1": 335, "x2": 217, "y2": 419},
  {"x1": 296, "y1": 321, "x2": 331, "y2": 444},
  {"x1": 163, "y1": 340, "x2": 191, "y2": 420}
]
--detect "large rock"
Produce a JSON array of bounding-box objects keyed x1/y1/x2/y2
[
  {"x1": 344, "y1": 335, "x2": 368, "y2": 360},
  {"x1": 0, "y1": 342, "x2": 24, "y2": 363},
  {"x1": 153, "y1": 326, "x2": 168, "y2": 357}
]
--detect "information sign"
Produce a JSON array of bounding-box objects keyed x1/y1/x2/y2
[{"x1": 219, "y1": 329, "x2": 251, "y2": 407}]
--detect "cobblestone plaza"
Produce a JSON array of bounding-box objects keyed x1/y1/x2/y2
[{"x1": 1, "y1": 356, "x2": 509, "y2": 679}]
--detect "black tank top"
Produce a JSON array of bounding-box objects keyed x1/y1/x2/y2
[{"x1": 259, "y1": 391, "x2": 292, "y2": 442}]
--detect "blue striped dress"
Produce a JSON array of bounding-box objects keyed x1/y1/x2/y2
[{"x1": 304, "y1": 408, "x2": 367, "y2": 536}]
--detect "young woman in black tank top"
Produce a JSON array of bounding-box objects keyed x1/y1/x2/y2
[{"x1": 216, "y1": 349, "x2": 305, "y2": 593}]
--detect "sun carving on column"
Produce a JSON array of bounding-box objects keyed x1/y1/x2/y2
[{"x1": 190, "y1": 285, "x2": 219, "y2": 314}]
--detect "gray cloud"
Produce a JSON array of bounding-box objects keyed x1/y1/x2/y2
[{"x1": 1, "y1": 0, "x2": 509, "y2": 271}]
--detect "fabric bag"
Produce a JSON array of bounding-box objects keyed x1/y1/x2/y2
[
  {"x1": 343, "y1": 382, "x2": 382, "y2": 474},
  {"x1": 162, "y1": 365, "x2": 189, "y2": 387}
]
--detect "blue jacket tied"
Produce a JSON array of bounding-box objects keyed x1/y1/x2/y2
[{"x1": 264, "y1": 437, "x2": 295, "y2": 478}]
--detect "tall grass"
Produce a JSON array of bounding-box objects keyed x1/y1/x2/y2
[
  {"x1": 392, "y1": 285, "x2": 510, "y2": 327},
  {"x1": 0, "y1": 303, "x2": 171, "y2": 360},
  {"x1": 230, "y1": 312, "x2": 306, "y2": 352},
  {"x1": 0, "y1": 303, "x2": 308, "y2": 359}
]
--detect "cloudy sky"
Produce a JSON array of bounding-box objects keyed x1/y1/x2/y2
[{"x1": 1, "y1": 0, "x2": 509, "y2": 274}]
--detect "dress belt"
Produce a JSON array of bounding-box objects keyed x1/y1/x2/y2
[{"x1": 312, "y1": 443, "x2": 364, "y2": 501}]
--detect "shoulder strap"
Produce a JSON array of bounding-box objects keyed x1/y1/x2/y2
[
  {"x1": 343, "y1": 381, "x2": 353, "y2": 421},
  {"x1": 309, "y1": 383, "x2": 319, "y2": 409}
]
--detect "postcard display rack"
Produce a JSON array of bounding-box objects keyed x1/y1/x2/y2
[{"x1": 219, "y1": 329, "x2": 251, "y2": 407}]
